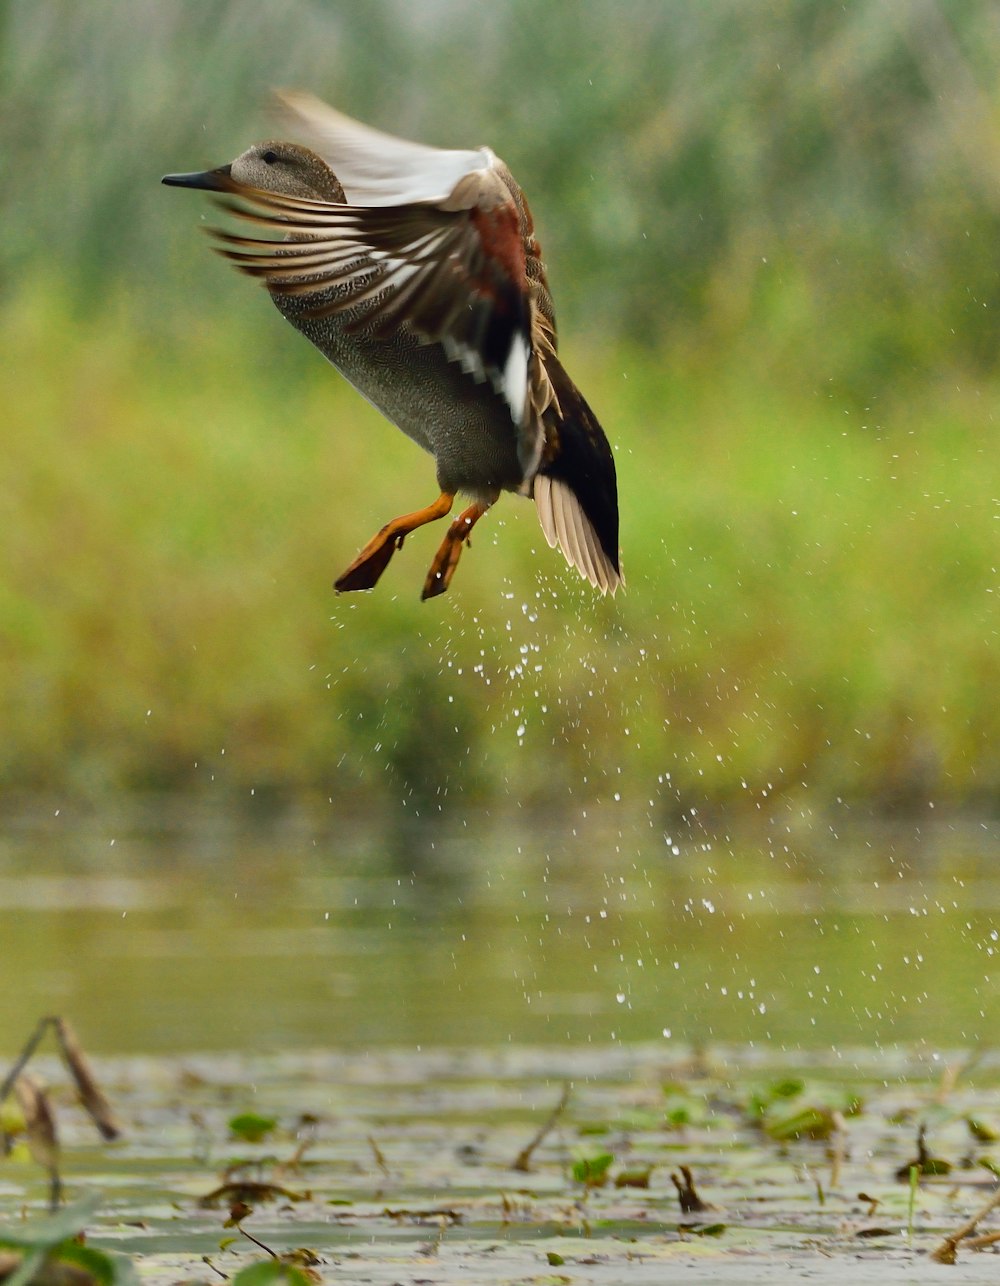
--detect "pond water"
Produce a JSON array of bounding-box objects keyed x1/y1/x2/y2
[{"x1": 0, "y1": 802, "x2": 997, "y2": 1056}]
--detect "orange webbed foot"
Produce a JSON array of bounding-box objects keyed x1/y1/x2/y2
[
  {"x1": 421, "y1": 502, "x2": 491, "y2": 600},
  {"x1": 334, "y1": 492, "x2": 454, "y2": 594},
  {"x1": 334, "y1": 530, "x2": 405, "y2": 592}
]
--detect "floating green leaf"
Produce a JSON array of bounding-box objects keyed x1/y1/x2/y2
[
  {"x1": 571, "y1": 1152, "x2": 614, "y2": 1187},
  {"x1": 766, "y1": 1106, "x2": 837, "y2": 1142},
  {"x1": 967, "y1": 1117, "x2": 999, "y2": 1143},
  {"x1": 229, "y1": 1113, "x2": 278, "y2": 1143},
  {"x1": 0, "y1": 1197, "x2": 138, "y2": 1286},
  {"x1": 769, "y1": 1078, "x2": 805, "y2": 1101},
  {"x1": 230, "y1": 1259, "x2": 317, "y2": 1286}
]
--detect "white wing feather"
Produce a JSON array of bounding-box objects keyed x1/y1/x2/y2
[
  {"x1": 275, "y1": 90, "x2": 495, "y2": 205},
  {"x1": 533, "y1": 475, "x2": 621, "y2": 595}
]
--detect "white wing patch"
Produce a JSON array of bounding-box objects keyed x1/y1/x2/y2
[
  {"x1": 275, "y1": 90, "x2": 495, "y2": 205},
  {"x1": 226, "y1": 96, "x2": 551, "y2": 504},
  {"x1": 503, "y1": 331, "x2": 529, "y2": 427},
  {"x1": 534, "y1": 475, "x2": 621, "y2": 595},
  {"x1": 215, "y1": 181, "x2": 533, "y2": 439}
]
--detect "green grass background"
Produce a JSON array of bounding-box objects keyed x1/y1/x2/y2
[{"x1": 2, "y1": 2, "x2": 998, "y2": 821}]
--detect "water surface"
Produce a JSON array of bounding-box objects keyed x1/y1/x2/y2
[{"x1": 1, "y1": 802, "x2": 996, "y2": 1055}]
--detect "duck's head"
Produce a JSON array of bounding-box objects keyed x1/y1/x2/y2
[{"x1": 163, "y1": 140, "x2": 345, "y2": 203}]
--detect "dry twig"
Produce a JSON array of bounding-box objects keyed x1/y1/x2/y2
[
  {"x1": 511, "y1": 1082, "x2": 571, "y2": 1172},
  {"x1": 671, "y1": 1164, "x2": 716, "y2": 1214},
  {"x1": 53, "y1": 1017, "x2": 121, "y2": 1140},
  {"x1": 1, "y1": 1015, "x2": 121, "y2": 1142},
  {"x1": 930, "y1": 1185, "x2": 1000, "y2": 1264},
  {"x1": 13, "y1": 1075, "x2": 61, "y2": 1210},
  {"x1": 828, "y1": 1109, "x2": 846, "y2": 1190}
]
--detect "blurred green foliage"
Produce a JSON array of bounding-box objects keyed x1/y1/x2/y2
[
  {"x1": 6, "y1": 0, "x2": 1000, "y2": 391},
  {"x1": 2, "y1": 1, "x2": 999, "y2": 819}
]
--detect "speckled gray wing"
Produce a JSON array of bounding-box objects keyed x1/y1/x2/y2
[
  {"x1": 213, "y1": 178, "x2": 526, "y2": 411},
  {"x1": 211, "y1": 180, "x2": 618, "y2": 592}
]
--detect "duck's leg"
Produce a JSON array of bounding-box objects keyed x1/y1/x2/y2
[
  {"x1": 335, "y1": 492, "x2": 454, "y2": 592},
  {"x1": 421, "y1": 500, "x2": 493, "y2": 600}
]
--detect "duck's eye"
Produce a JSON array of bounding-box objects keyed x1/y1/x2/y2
[{"x1": 262, "y1": 150, "x2": 279, "y2": 165}]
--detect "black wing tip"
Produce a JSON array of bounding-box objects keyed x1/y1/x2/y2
[{"x1": 539, "y1": 365, "x2": 620, "y2": 567}]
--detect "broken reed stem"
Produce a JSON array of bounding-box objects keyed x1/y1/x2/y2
[
  {"x1": 512, "y1": 1082, "x2": 571, "y2": 1172},
  {"x1": 828, "y1": 1110, "x2": 846, "y2": 1192},
  {"x1": 368, "y1": 1134, "x2": 391, "y2": 1179},
  {"x1": 930, "y1": 1184, "x2": 1000, "y2": 1264},
  {"x1": 53, "y1": 1017, "x2": 122, "y2": 1140},
  {"x1": 13, "y1": 1075, "x2": 62, "y2": 1211},
  {"x1": 934, "y1": 1050, "x2": 982, "y2": 1106},
  {"x1": 236, "y1": 1223, "x2": 278, "y2": 1259},
  {"x1": 906, "y1": 1164, "x2": 918, "y2": 1241},
  {"x1": 963, "y1": 1228, "x2": 1000, "y2": 1251},
  {"x1": 671, "y1": 1164, "x2": 712, "y2": 1214},
  {"x1": 1, "y1": 1015, "x2": 121, "y2": 1143},
  {"x1": 0, "y1": 1017, "x2": 55, "y2": 1106}
]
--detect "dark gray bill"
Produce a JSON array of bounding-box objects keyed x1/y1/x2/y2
[{"x1": 161, "y1": 164, "x2": 233, "y2": 191}]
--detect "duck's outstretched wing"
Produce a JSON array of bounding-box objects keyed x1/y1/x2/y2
[
  {"x1": 209, "y1": 170, "x2": 555, "y2": 477},
  {"x1": 212, "y1": 177, "x2": 531, "y2": 420},
  {"x1": 274, "y1": 89, "x2": 493, "y2": 206}
]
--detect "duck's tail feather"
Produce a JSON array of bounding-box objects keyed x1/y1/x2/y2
[
  {"x1": 534, "y1": 474, "x2": 622, "y2": 594},
  {"x1": 532, "y1": 358, "x2": 622, "y2": 594}
]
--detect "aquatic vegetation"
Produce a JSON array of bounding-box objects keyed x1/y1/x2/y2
[{"x1": 3, "y1": 1041, "x2": 1000, "y2": 1280}]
